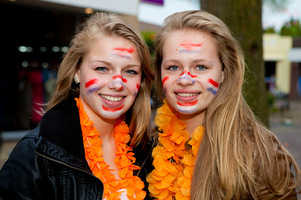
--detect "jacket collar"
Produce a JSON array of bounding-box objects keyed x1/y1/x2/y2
[{"x1": 38, "y1": 97, "x2": 88, "y2": 166}]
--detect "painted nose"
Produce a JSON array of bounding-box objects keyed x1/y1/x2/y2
[
  {"x1": 177, "y1": 72, "x2": 195, "y2": 85},
  {"x1": 109, "y1": 77, "x2": 124, "y2": 91}
]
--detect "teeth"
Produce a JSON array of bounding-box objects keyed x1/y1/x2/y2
[
  {"x1": 101, "y1": 95, "x2": 123, "y2": 102},
  {"x1": 177, "y1": 93, "x2": 197, "y2": 97}
]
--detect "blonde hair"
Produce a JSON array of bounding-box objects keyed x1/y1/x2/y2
[
  {"x1": 46, "y1": 12, "x2": 154, "y2": 147},
  {"x1": 154, "y1": 10, "x2": 300, "y2": 199}
]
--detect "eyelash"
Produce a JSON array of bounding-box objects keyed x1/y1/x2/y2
[
  {"x1": 125, "y1": 70, "x2": 138, "y2": 75},
  {"x1": 95, "y1": 67, "x2": 138, "y2": 75},
  {"x1": 167, "y1": 65, "x2": 179, "y2": 71},
  {"x1": 196, "y1": 65, "x2": 207, "y2": 71}
]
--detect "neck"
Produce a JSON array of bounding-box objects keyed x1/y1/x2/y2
[{"x1": 178, "y1": 112, "x2": 205, "y2": 137}]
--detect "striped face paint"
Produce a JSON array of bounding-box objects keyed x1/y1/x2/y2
[
  {"x1": 179, "y1": 43, "x2": 202, "y2": 53},
  {"x1": 162, "y1": 76, "x2": 169, "y2": 86},
  {"x1": 110, "y1": 47, "x2": 134, "y2": 60},
  {"x1": 102, "y1": 105, "x2": 124, "y2": 113},
  {"x1": 85, "y1": 79, "x2": 103, "y2": 95},
  {"x1": 177, "y1": 99, "x2": 199, "y2": 113},
  {"x1": 177, "y1": 70, "x2": 197, "y2": 84},
  {"x1": 109, "y1": 75, "x2": 127, "y2": 91},
  {"x1": 207, "y1": 78, "x2": 220, "y2": 95}
]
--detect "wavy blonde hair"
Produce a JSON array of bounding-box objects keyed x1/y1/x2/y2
[
  {"x1": 46, "y1": 12, "x2": 154, "y2": 147},
  {"x1": 154, "y1": 10, "x2": 300, "y2": 199}
]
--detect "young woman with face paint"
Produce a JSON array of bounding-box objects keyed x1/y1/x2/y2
[
  {"x1": 0, "y1": 12, "x2": 154, "y2": 200},
  {"x1": 146, "y1": 10, "x2": 300, "y2": 200}
]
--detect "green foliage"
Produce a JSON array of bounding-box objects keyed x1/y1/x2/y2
[
  {"x1": 264, "y1": 26, "x2": 277, "y2": 33},
  {"x1": 140, "y1": 31, "x2": 157, "y2": 54},
  {"x1": 280, "y1": 18, "x2": 301, "y2": 37}
]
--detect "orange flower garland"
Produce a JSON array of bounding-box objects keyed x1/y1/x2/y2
[
  {"x1": 146, "y1": 99, "x2": 204, "y2": 199},
  {"x1": 75, "y1": 98, "x2": 146, "y2": 200}
]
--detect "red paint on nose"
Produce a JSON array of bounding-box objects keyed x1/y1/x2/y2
[{"x1": 112, "y1": 75, "x2": 128, "y2": 83}]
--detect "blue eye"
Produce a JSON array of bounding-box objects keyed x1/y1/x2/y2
[
  {"x1": 168, "y1": 65, "x2": 179, "y2": 71},
  {"x1": 196, "y1": 65, "x2": 206, "y2": 71},
  {"x1": 125, "y1": 70, "x2": 138, "y2": 75},
  {"x1": 96, "y1": 67, "x2": 108, "y2": 72}
]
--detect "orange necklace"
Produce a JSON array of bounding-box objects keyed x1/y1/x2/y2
[
  {"x1": 75, "y1": 98, "x2": 146, "y2": 200},
  {"x1": 146, "y1": 99, "x2": 204, "y2": 200}
]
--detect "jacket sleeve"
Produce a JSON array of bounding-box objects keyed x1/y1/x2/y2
[{"x1": 0, "y1": 132, "x2": 45, "y2": 200}]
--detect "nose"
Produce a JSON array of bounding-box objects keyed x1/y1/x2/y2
[
  {"x1": 177, "y1": 71, "x2": 195, "y2": 86},
  {"x1": 109, "y1": 75, "x2": 125, "y2": 91}
]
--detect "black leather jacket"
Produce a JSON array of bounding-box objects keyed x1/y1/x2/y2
[{"x1": 0, "y1": 98, "x2": 154, "y2": 200}]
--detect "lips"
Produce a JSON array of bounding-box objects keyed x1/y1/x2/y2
[
  {"x1": 175, "y1": 90, "x2": 200, "y2": 101},
  {"x1": 100, "y1": 94, "x2": 126, "y2": 108}
]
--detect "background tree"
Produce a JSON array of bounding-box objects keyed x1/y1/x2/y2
[
  {"x1": 280, "y1": 18, "x2": 301, "y2": 36},
  {"x1": 200, "y1": 0, "x2": 269, "y2": 126}
]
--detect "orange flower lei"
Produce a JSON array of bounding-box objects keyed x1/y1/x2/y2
[
  {"x1": 146, "y1": 99, "x2": 204, "y2": 200},
  {"x1": 75, "y1": 98, "x2": 146, "y2": 200}
]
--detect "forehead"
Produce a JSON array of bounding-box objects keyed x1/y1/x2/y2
[{"x1": 163, "y1": 29, "x2": 214, "y2": 47}]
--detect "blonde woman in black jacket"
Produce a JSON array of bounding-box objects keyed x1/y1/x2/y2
[{"x1": 0, "y1": 12, "x2": 154, "y2": 200}]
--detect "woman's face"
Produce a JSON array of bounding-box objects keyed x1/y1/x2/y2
[
  {"x1": 161, "y1": 29, "x2": 224, "y2": 118},
  {"x1": 77, "y1": 36, "x2": 141, "y2": 120}
]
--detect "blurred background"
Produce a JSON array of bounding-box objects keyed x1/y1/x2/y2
[{"x1": 0, "y1": 0, "x2": 300, "y2": 171}]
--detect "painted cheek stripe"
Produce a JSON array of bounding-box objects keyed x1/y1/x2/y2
[
  {"x1": 208, "y1": 78, "x2": 220, "y2": 88},
  {"x1": 136, "y1": 84, "x2": 140, "y2": 90},
  {"x1": 207, "y1": 78, "x2": 220, "y2": 95},
  {"x1": 177, "y1": 100, "x2": 198, "y2": 106},
  {"x1": 85, "y1": 79, "x2": 98, "y2": 88},
  {"x1": 162, "y1": 76, "x2": 169, "y2": 86},
  {"x1": 102, "y1": 105, "x2": 124, "y2": 112},
  {"x1": 112, "y1": 75, "x2": 127, "y2": 83}
]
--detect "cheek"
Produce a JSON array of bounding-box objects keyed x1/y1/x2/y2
[
  {"x1": 206, "y1": 78, "x2": 220, "y2": 95},
  {"x1": 84, "y1": 78, "x2": 105, "y2": 95}
]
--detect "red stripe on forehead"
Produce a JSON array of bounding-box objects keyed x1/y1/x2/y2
[
  {"x1": 85, "y1": 79, "x2": 98, "y2": 88},
  {"x1": 180, "y1": 43, "x2": 202, "y2": 48},
  {"x1": 112, "y1": 75, "x2": 127, "y2": 83},
  {"x1": 113, "y1": 47, "x2": 134, "y2": 53},
  {"x1": 208, "y1": 78, "x2": 219, "y2": 88}
]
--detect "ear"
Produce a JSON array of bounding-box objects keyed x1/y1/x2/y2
[{"x1": 220, "y1": 71, "x2": 224, "y2": 83}]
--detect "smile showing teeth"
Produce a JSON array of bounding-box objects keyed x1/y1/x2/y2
[
  {"x1": 176, "y1": 93, "x2": 198, "y2": 97},
  {"x1": 101, "y1": 94, "x2": 123, "y2": 102}
]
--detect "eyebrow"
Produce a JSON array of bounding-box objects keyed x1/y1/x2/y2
[
  {"x1": 163, "y1": 59, "x2": 214, "y2": 65},
  {"x1": 90, "y1": 60, "x2": 141, "y2": 68}
]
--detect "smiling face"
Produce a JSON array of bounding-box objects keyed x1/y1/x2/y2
[
  {"x1": 161, "y1": 29, "x2": 224, "y2": 119},
  {"x1": 77, "y1": 35, "x2": 141, "y2": 120}
]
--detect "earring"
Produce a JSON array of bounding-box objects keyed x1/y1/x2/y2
[{"x1": 74, "y1": 74, "x2": 80, "y2": 84}]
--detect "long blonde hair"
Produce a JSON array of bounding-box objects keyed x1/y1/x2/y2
[
  {"x1": 154, "y1": 10, "x2": 300, "y2": 199},
  {"x1": 46, "y1": 12, "x2": 154, "y2": 147}
]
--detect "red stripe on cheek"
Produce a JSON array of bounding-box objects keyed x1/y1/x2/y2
[
  {"x1": 85, "y1": 79, "x2": 98, "y2": 88},
  {"x1": 162, "y1": 76, "x2": 169, "y2": 86},
  {"x1": 136, "y1": 84, "x2": 140, "y2": 90},
  {"x1": 112, "y1": 75, "x2": 127, "y2": 83},
  {"x1": 208, "y1": 78, "x2": 220, "y2": 88}
]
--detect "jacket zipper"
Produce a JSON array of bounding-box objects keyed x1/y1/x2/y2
[{"x1": 35, "y1": 151, "x2": 104, "y2": 199}]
